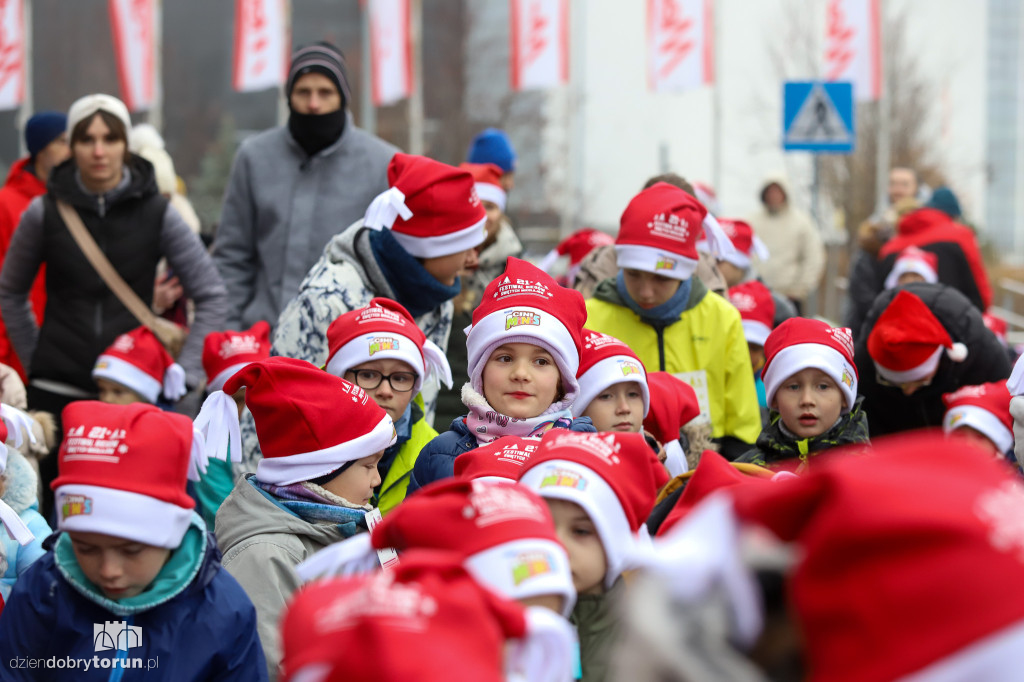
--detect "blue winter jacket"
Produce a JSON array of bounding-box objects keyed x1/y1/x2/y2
[
  {"x1": 408, "y1": 415, "x2": 595, "y2": 494},
  {"x1": 0, "y1": 514, "x2": 267, "y2": 681}
]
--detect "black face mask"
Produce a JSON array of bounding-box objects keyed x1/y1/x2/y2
[{"x1": 288, "y1": 108, "x2": 346, "y2": 157}]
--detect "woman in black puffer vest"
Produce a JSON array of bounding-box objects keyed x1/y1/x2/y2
[{"x1": 0, "y1": 94, "x2": 227, "y2": 519}]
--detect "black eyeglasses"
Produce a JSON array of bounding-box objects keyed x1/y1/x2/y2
[{"x1": 345, "y1": 369, "x2": 418, "y2": 393}]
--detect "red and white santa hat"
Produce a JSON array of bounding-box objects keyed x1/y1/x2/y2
[
  {"x1": 943, "y1": 381, "x2": 1014, "y2": 453},
  {"x1": 984, "y1": 311, "x2": 1009, "y2": 348},
  {"x1": 325, "y1": 298, "x2": 452, "y2": 393},
  {"x1": 281, "y1": 552, "x2": 574, "y2": 682},
  {"x1": 616, "y1": 182, "x2": 709, "y2": 281},
  {"x1": 519, "y1": 430, "x2": 666, "y2": 587},
  {"x1": 655, "y1": 451, "x2": 772, "y2": 538},
  {"x1": 369, "y1": 478, "x2": 576, "y2": 616},
  {"x1": 733, "y1": 432, "x2": 1024, "y2": 682},
  {"x1": 459, "y1": 162, "x2": 507, "y2": 212},
  {"x1": 867, "y1": 290, "x2": 967, "y2": 384},
  {"x1": 538, "y1": 228, "x2": 615, "y2": 282},
  {"x1": 728, "y1": 281, "x2": 776, "y2": 347},
  {"x1": 52, "y1": 401, "x2": 214, "y2": 548},
  {"x1": 362, "y1": 153, "x2": 487, "y2": 259},
  {"x1": 692, "y1": 181, "x2": 721, "y2": 216},
  {"x1": 575, "y1": 330, "x2": 650, "y2": 418},
  {"x1": 195, "y1": 357, "x2": 395, "y2": 487},
  {"x1": 453, "y1": 435, "x2": 541, "y2": 483},
  {"x1": 643, "y1": 372, "x2": 703, "y2": 478},
  {"x1": 716, "y1": 218, "x2": 770, "y2": 270},
  {"x1": 202, "y1": 321, "x2": 271, "y2": 392},
  {"x1": 0, "y1": 406, "x2": 39, "y2": 545},
  {"x1": 884, "y1": 245, "x2": 939, "y2": 290},
  {"x1": 92, "y1": 326, "x2": 186, "y2": 403},
  {"x1": 466, "y1": 257, "x2": 587, "y2": 402},
  {"x1": 762, "y1": 318, "x2": 859, "y2": 411}
]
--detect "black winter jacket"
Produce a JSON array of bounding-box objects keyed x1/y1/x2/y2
[{"x1": 853, "y1": 282, "x2": 1010, "y2": 436}]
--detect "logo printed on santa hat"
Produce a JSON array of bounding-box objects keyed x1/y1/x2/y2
[
  {"x1": 544, "y1": 431, "x2": 622, "y2": 466},
  {"x1": 218, "y1": 333, "x2": 262, "y2": 359},
  {"x1": 539, "y1": 467, "x2": 588, "y2": 491},
  {"x1": 467, "y1": 482, "x2": 550, "y2": 527},
  {"x1": 583, "y1": 331, "x2": 621, "y2": 350},
  {"x1": 505, "y1": 311, "x2": 541, "y2": 330},
  {"x1": 316, "y1": 574, "x2": 438, "y2": 632},
  {"x1": 61, "y1": 494, "x2": 92, "y2": 519},
  {"x1": 63, "y1": 424, "x2": 130, "y2": 462},
  {"x1": 647, "y1": 212, "x2": 690, "y2": 243},
  {"x1": 112, "y1": 334, "x2": 134, "y2": 353},
  {"x1": 368, "y1": 336, "x2": 399, "y2": 356},
  {"x1": 655, "y1": 256, "x2": 677, "y2": 270},
  {"x1": 619, "y1": 359, "x2": 642, "y2": 377},
  {"x1": 494, "y1": 275, "x2": 553, "y2": 302},
  {"x1": 510, "y1": 550, "x2": 555, "y2": 586},
  {"x1": 826, "y1": 327, "x2": 855, "y2": 357},
  {"x1": 729, "y1": 290, "x2": 757, "y2": 313}
]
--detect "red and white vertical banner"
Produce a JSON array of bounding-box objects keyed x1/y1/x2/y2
[
  {"x1": 109, "y1": 0, "x2": 156, "y2": 111},
  {"x1": 647, "y1": 0, "x2": 713, "y2": 93},
  {"x1": 824, "y1": 0, "x2": 880, "y2": 101},
  {"x1": 232, "y1": 0, "x2": 289, "y2": 93},
  {"x1": 368, "y1": 0, "x2": 411, "y2": 106},
  {"x1": 509, "y1": 0, "x2": 568, "y2": 92},
  {"x1": 0, "y1": 0, "x2": 25, "y2": 111}
]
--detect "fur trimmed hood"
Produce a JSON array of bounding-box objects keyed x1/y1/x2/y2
[{"x1": 3, "y1": 450, "x2": 39, "y2": 515}]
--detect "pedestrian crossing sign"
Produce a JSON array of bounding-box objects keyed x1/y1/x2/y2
[{"x1": 783, "y1": 81, "x2": 855, "y2": 153}]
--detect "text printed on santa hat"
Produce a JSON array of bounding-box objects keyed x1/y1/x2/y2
[{"x1": 493, "y1": 276, "x2": 554, "y2": 302}]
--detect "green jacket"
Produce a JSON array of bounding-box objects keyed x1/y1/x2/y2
[
  {"x1": 735, "y1": 397, "x2": 870, "y2": 468},
  {"x1": 572, "y1": 579, "x2": 625, "y2": 682},
  {"x1": 376, "y1": 414, "x2": 437, "y2": 515}
]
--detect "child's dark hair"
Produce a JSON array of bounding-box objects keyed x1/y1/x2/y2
[{"x1": 642, "y1": 172, "x2": 695, "y2": 197}]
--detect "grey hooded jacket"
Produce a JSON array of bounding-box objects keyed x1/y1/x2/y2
[{"x1": 213, "y1": 118, "x2": 398, "y2": 329}]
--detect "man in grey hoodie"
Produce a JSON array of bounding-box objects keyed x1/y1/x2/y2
[{"x1": 213, "y1": 42, "x2": 398, "y2": 330}]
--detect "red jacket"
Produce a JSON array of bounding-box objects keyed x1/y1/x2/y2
[
  {"x1": 880, "y1": 208, "x2": 992, "y2": 311},
  {"x1": 0, "y1": 158, "x2": 47, "y2": 380}
]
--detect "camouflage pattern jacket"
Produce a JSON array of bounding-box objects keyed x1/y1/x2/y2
[{"x1": 734, "y1": 397, "x2": 870, "y2": 469}]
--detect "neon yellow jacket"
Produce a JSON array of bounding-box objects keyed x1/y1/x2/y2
[
  {"x1": 585, "y1": 278, "x2": 761, "y2": 444},
  {"x1": 377, "y1": 415, "x2": 437, "y2": 515}
]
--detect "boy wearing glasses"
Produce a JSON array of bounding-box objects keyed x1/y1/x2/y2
[{"x1": 325, "y1": 298, "x2": 451, "y2": 513}]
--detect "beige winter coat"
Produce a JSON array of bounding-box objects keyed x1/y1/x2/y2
[{"x1": 747, "y1": 176, "x2": 825, "y2": 301}]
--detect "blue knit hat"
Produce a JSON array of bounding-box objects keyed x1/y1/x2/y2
[
  {"x1": 467, "y1": 128, "x2": 516, "y2": 173},
  {"x1": 25, "y1": 111, "x2": 67, "y2": 158},
  {"x1": 924, "y1": 187, "x2": 962, "y2": 220}
]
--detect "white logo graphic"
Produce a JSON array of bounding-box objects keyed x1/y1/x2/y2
[{"x1": 94, "y1": 621, "x2": 142, "y2": 652}]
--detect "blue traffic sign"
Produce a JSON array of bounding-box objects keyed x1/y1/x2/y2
[{"x1": 783, "y1": 81, "x2": 855, "y2": 153}]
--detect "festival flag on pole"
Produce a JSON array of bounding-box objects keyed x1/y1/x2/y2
[
  {"x1": 232, "y1": 0, "x2": 289, "y2": 93},
  {"x1": 368, "y1": 0, "x2": 411, "y2": 106},
  {"x1": 646, "y1": 0, "x2": 714, "y2": 93},
  {"x1": 0, "y1": 0, "x2": 25, "y2": 111},
  {"x1": 108, "y1": 0, "x2": 156, "y2": 112},
  {"x1": 509, "y1": 0, "x2": 569, "y2": 92},
  {"x1": 824, "y1": 0, "x2": 881, "y2": 101}
]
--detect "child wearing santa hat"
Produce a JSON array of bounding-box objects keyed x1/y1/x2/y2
[
  {"x1": 0, "y1": 401, "x2": 265, "y2": 680},
  {"x1": 297, "y1": 477, "x2": 577, "y2": 618},
  {"x1": 410, "y1": 257, "x2": 596, "y2": 493},
  {"x1": 91, "y1": 326, "x2": 187, "y2": 406},
  {"x1": 884, "y1": 245, "x2": 939, "y2": 289},
  {"x1": 716, "y1": 218, "x2": 796, "y2": 330},
  {"x1": 943, "y1": 381, "x2": 1015, "y2": 462},
  {"x1": 193, "y1": 321, "x2": 271, "y2": 527},
  {"x1": 281, "y1": 552, "x2": 574, "y2": 682},
  {"x1": 854, "y1": 284, "x2": 1010, "y2": 436},
  {"x1": 734, "y1": 317, "x2": 870, "y2": 470},
  {"x1": 0, "y1": 404, "x2": 52, "y2": 605},
  {"x1": 458, "y1": 162, "x2": 523, "y2": 297},
  {"x1": 585, "y1": 183, "x2": 761, "y2": 459},
  {"x1": 643, "y1": 371, "x2": 705, "y2": 477},
  {"x1": 325, "y1": 298, "x2": 451, "y2": 514},
  {"x1": 539, "y1": 228, "x2": 615, "y2": 287},
  {"x1": 728, "y1": 280, "x2": 777, "y2": 424},
  {"x1": 273, "y1": 153, "x2": 489, "y2": 427},
  {"x1": 575, "y1": 330, "x2": 650, "y2": 436},
  {"x1": 517, "y1": 429, "x2": 666, "y2": 682},
  {"x1": 202, "y1": 357, "x2": 396, "y2": 677}
]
